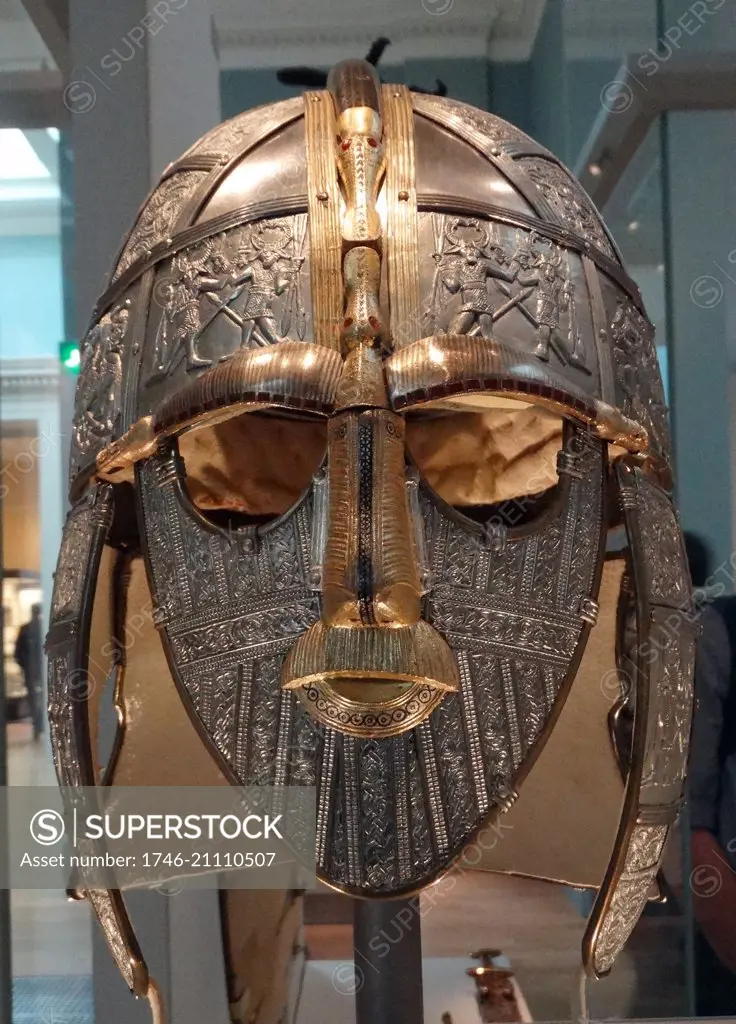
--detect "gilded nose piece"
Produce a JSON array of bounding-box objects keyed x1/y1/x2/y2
[
  {"x1": 322, "y1": 408, "x2": 422, "y2": 628},
  {"x1": 280, "y1": 355, "x2": 460, "y2": 738},
  {"x1": 280, "y1": 58, "x2": 458, "y2": 738}
]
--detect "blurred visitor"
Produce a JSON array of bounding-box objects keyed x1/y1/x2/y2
[
  {"x1": 686, "y1": 533, "x2": 736, "y2": 1014},
  {"x1": 14, "y1": 604, "x2": 44, "y2": 742}
]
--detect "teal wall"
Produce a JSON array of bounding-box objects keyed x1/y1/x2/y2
[
  {"x1": 487, "y1": 61, "x2": 531, "y2": 144},
  {"x1": 221, "y1": 51, "x2": 619, "y2": 169},
  {"x1": 0, "y1": 235, "x2": 64, "y2": 359},
  {"x1": 220, "y1": 68, "x2": 302, "y2": 119},
  {"x1": 489, "y1": 9, "x2": 621, "y2": 166},
  {"x1": 529, "y1": 0, "x2": 568, "y2": 162},
  {"x1": 221, "y1": 57, "x2": 490, "y2": 123},
  {"x1": 404, "y1": 57, "x2": 489, "y2": 109}
]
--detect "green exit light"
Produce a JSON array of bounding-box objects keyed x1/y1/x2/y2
[{"x1": 59, "y1": 341, "x2": 81, "y2": 375}]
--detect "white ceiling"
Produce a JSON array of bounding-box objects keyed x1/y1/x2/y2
[
  {"x1": 211, "y1": 0, "x2": 547, "y2": 66},
  {"x1": 209, "y1": 0, "x2": 661, "y2": 68},
  {"x1": 0, "y1": 0, "x2": 669, "y2": 74},
  {"x1": 0, "y1": 0, "x2": 607, "y2": 73}
]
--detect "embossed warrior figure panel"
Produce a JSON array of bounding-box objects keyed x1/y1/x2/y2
[
  {"x1": 427, "y1": 216, "x2": 588, "y2": 373},
  {"x1": 150, "y1": 217, "x2": 308, "y2": 382},
  {"x1": 221, "y1": 219, "x2": 307, "y2": 348},
  {"x1": 74, "y1": 301, "x2": 129, "y2": 455}
]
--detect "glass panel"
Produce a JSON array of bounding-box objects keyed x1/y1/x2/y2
[
  {"x1": 598, "y1": 121, "x2": 692, "y2": 1021},
  {"x1": 662, "y1": 109, "x2": 736, "y2": 1019},
  {"x1": 651, "y1": 1, "x2": 736, "y2": 1005},
  {"x1": 603, "y1": 123, "x2": 668, "y2": 395}
]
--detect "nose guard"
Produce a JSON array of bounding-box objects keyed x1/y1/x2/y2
[
  {"x1": 281, "y1": 402, "x2": 460, "y2": 737},
  {"x1": 320, "y1": 410, "x2": 423, "y2": 629}
]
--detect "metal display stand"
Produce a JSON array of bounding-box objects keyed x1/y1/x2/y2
[{"x1": 353, "y1": 898, "x2": 424, "y2": 1024}]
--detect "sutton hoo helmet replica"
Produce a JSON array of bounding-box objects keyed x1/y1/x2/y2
[{"x1": 48, "y1": 59, "x2": 696, "y2": 1022}]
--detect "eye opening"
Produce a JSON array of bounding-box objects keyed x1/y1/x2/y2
[
  {"x1": 179, "y1": 407, "x2": 327, "y2": 531},
  {"x1": 404, "y1": 398, "x2": 567, "y2": 535}
]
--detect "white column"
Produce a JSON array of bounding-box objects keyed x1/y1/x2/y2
[{"x1": 68, "y1": 0, "x2": 220, "y2": 328}]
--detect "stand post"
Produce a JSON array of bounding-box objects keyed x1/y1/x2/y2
[{"x1": 353, "y1": 898, "x2": 423, "y2": 1024}]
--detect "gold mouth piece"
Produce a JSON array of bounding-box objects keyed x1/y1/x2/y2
[{"x1": 282, "y1": 620, "x2": 459, "y2": 738}]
